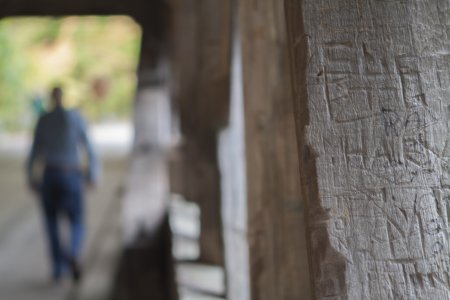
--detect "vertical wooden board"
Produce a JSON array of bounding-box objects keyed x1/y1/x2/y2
[
  {"x1": 239, "y1": 0, "x2": 311, "y2": 298},
  {"x1": 169, "y1": 0, "x2": 231, "y2": 135},
  {"x1": 168, "y1": 0, "x2": 232, "y2": 266},
  {"x1": 286, "y1": 0, "x2": 450, "y2": 298},
  {"x1": 219, "y1": 2, "x2": 251, "y2": 297}
]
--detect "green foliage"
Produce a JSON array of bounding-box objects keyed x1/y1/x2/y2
[{"x1": 0, "y1": 16, "x2": 141, "y2": 132}]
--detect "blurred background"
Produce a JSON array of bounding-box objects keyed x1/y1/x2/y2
[
  {"x1": 0, "y1": 12, "x2": 225, "y2": 300},
  {"x1": 0, "y1": 16, "x2": 140, "y2": 159},
  {"x1": 0, "y1": 16, "x2": 138, "y2": 300},
  {"x1": 0, "y1": 16, "x2": 140, "y2": 132}
]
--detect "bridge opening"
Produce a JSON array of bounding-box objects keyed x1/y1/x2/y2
[
  {"x1": 0, "y1": 12, "x2": 225, "y2": 300},
  {"x1": 0, "y1": 16, "x2": 146, "y2": 299}
]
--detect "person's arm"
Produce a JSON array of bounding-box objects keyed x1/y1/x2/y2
[
  {"x1": 26, "y1": 117, "x2": 43, "y2": 191},
  {"x1": 78, "y1": 113, "x2": 100, "y2": 184}
]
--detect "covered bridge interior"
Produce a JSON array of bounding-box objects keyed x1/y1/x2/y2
[{"x1": 1, "y1": 0, "x2": 450, "y2": 299}]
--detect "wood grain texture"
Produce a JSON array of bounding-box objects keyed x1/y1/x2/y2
[
  {"x1": 286, "y1": 0, "x2": 450, "y2": 298},
  {"x1": 168, "y1": 0, "x2": 232, "y2": 266},
  {"x1": 238, "y1": 0, "x2": 311, "y2": 298},
  {"x1": 169, "y1": 0, "x2": 231, "y2": 135}
]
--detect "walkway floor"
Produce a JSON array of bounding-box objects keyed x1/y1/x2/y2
[
  {"x1": 0, "y1": 130, "x2": 227, "y2": 299},
  {"x1": 0, "y1": 154, "x2": 126, "y2": 300}
]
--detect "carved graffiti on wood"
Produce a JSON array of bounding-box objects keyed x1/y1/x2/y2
[{"x1": 302, "y1": 0, "x2": 450, "y2": 298}]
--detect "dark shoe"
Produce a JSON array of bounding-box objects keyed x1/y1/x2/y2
[{"x1": 68, "y1": 257, "x2": 83, "y2": 284}]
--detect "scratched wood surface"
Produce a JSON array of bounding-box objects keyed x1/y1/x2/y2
[{"x1": 286, "y1": 0, "x2": 450, "y2": 298}]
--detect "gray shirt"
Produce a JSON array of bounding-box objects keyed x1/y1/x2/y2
[{"x1": 27, "y1": 106, "x2": 99, "y2": 183}]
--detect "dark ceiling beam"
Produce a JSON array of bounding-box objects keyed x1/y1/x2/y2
[{"x1": 0, "y1": 0, "x2": 167, "y2": 28}]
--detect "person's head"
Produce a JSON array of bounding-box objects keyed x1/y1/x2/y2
[{"x1": 50, "y1": 86, "x2": 63, "y2": 107}]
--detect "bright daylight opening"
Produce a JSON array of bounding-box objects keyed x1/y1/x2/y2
[
  {"x1": 0, "y1": 16, "x2": 141, "y2": 155},
  {"x1": 0, "y1": 16, "x2": 141, "y2": 298}
]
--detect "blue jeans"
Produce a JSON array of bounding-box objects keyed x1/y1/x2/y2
[{"x1": 41, "y1": 167, "x2": 84, "y2": 278}]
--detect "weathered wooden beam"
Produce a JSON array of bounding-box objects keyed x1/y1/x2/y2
[
  {"x1": 0, "y1": 0, "x2": 156, "y2": 18},
  {"x1": 286, "y1": 0, "x2": 450, "y2": 298},
  {"x1": 220, "y1": 0, "x2": 312, "y2": 298},
  {"x1": 169, "y1": 0, "x2": 231, "y2": 135},
  {"x1": 168, "y1": 0, "x2": 232, "y2": 266},
  {"x1": 238, "y1": 0, "x2": 311, "y2": 298}
]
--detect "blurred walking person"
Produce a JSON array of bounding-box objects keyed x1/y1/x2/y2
[{"x1": 26, "y1": 86, "x2": 99, "y2": 283}]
